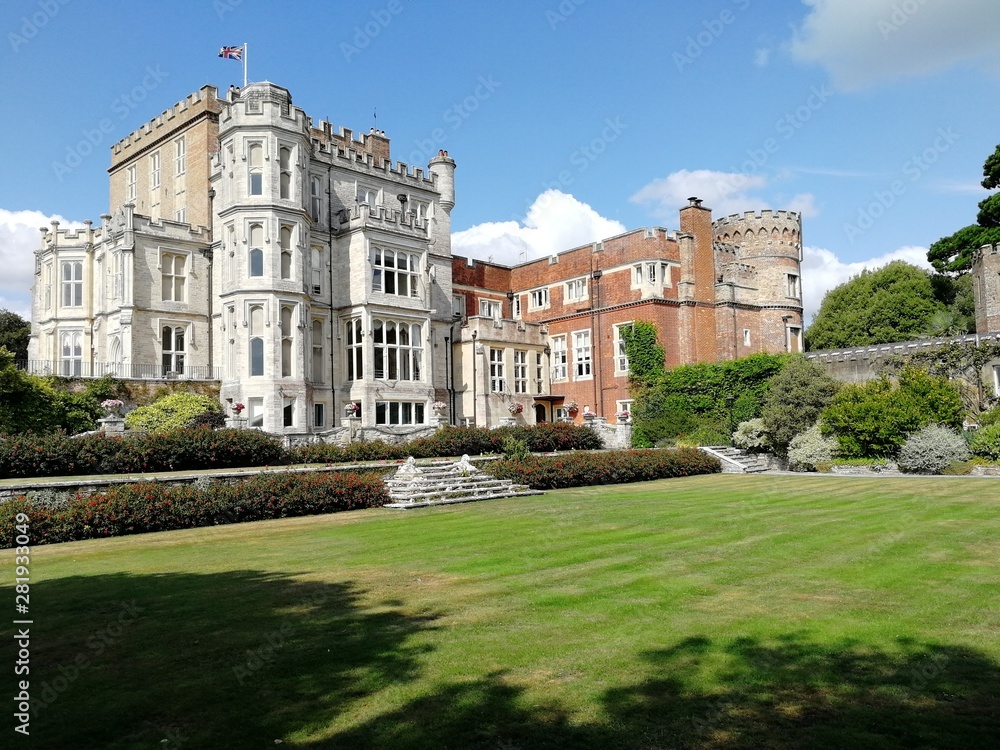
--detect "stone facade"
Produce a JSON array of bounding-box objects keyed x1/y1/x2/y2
[
  {"x1": 29, "y1": 82, "x2": 804, "y2": 434},
  {"x1": 972, "y1": 243, "x2": 1000, "y2": 336}
]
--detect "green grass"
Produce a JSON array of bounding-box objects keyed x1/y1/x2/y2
[{"x1": 3, "y1": 474, "x2": 999, "y2": 749}]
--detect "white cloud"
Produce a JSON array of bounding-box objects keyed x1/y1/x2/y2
[
  {"x1": 0, "y1": 209, "x2": 86, "y2": 320},
  {"x1": 753, "y1": 48, "x2": 771, "y2": 67},
  {"x1": 452, "y1": 190, "x2": 626, "y2": 265},
  {"x1": 801, "y1": 243, "x2": 931, "y2": 323},
  {"x1": 790, "y1": 0, "x2": 1000, "y2": 90},
  {"x1": 630, "y1": 169, "x2": 816, "y2": 220}
]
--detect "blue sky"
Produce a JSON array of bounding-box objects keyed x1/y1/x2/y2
[{"x1": 2, "y1": 0, "x2": 1000, "y2": 321}]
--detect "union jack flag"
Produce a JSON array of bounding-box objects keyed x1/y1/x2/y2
[{"x1": 218, "y1": 46, "x2": 243, "y2": 61}]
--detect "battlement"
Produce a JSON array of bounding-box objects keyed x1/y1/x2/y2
[
  {"x1": 344, "y1": 203, "x2": 429, "y2": 236},
  {"x1": 111, "y1": 85, "x2": 220, "y2": 157},
  {"x1": 713, "y1": 209, "x2": 800, "y2": 226},
  {"x1": 974, "y1": 242, "x2": 1000, "y2": 263},
  {"x1": 39, "y1": 219, "x2": 97, "y2": 250}
]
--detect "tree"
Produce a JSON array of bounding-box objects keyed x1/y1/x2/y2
[
  {"x1": 0, "y1": 349, "x2": 61, "y2": 435},
  {"x1": 805, "y1": 261, "x2": 946, "y2": 350},
  {"x1": 927, "y1": 143, "x2": 1000, "y2": 273},
  {"x1": 0, "y1": 309, "x2": 30, "y2": 361},
  {"x1": 759, "y1": 356, "x2": 841, "y2": 456}
]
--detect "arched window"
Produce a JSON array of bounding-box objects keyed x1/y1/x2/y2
[
  {"x1": 346, "y1": 318, "x2": 363, "y2": 380},
  {"x1": 280, "y1": 225, "x2": 293, "y2": 280},
  {"x1": 249, "y1": 304, "x2": 264, "y2": 376},
  {"x1": 279, "y1": 146, "x2": 291, "y2": 200},
  {"x1": 60, "y1": 331, "x2": 82, "y2": 376},
  {"x1": 247, "y1": 142, "x2": 263, "y2": 196},
  {"x1": 249, "y1": 224, "x2": 264, "y2": 277},
  {"x1": 280, "y1": 305, "x2": 294, "y2": 377},
  {"x1": 312, "y1": 320, "x2": 324, "y2": 382}
]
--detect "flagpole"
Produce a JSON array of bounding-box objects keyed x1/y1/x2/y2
[{"x1": 243, "y1": 42, "x2": 248, "y2": 87}]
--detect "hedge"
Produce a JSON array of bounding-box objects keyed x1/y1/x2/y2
[
  {"x1": 0, "y1": 424, "x2": 604, "y2": 480},
  {"x1": 488, "y1": 447, "x2": 720, "y2": 490},
  {"x1": 0, "y1": 427, "x2": 286, "y2": 479},
  {"x1": 0, "y1": 471, "x2": 388, "y2": 547}
]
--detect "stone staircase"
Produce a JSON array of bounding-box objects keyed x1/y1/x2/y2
[
  {"x1": 383, "y1": 455, "x2": 544, "y2": 509},
  {"x1": 699, "y1": 446, "x2": 770, "y2": 474}
]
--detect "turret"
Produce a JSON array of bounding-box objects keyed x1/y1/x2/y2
[{"x1": 428, "y1": 150, "x2": 456, "y2": 255}]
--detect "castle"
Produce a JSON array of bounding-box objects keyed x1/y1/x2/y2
[{"x1": 29, "y1": 82, "x2": 804, "y2": 436}]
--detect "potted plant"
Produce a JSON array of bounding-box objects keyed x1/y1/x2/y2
[
  {"x1": 508, "y1": 402, "x2": 524, "y2": 415},
  {"x1": 565, "y1": 401, "x2": 578, "y2": 414},
  {"x1": 100, "y1": 399, "x2": 124, "y2": 417},
  {"x1": 432, "y1": 400, "x2": 447, "y2": 414},
  {"x1": 344, "y1": 402, "x2": 360, "y2": 418},
  {"x1": 616, "y1": 409, "x2": 630, "y2": 423},
  {"x1": 232, "y1": 402, "x2": 245, "y2": 416},
  {"x1": 582, "y1": 408, "x2": 597, "y2": 421}
]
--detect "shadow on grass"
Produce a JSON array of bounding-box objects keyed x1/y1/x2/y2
[
  {"x1": 9, "y1": 571, "x2": 440, "y2": 749},
  {"x1": 321, "y1": 634, "x2": 1000, "y2": 750}
]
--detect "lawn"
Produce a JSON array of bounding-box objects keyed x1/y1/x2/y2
[{"x1": 3, "y1": 474, "x2": 999, "y2": 749}]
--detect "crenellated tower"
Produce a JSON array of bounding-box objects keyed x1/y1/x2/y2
[{"x1": 972, "y1": 243, "x2": 1000, "y2": 334}]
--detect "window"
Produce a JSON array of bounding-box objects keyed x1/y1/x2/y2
[
  {"x1": 357, "y1": 185, "x2": 379, "y2": 206},
  {"x1": 452, "y1": 294, "x2": 465, "y2": 318},
  {"x1": 126, "y1": 165, "x2": 136, "y2": 201},
  {"x1": 555, "y1": 407, "x2": 569, "y2": 421},
  {"x1": 60, "y1": 331, "x2": 82, "y2": 376},
  {"x1": 412, "y1": 201, "x2": 428, "y2": 222},
  {"x1": 314, "y1": 403, "x2": 325, "y2": 428},
  {"x1": 787, "y1": 274, "x2": 801, "y2": 298},
  {"x1": 371, "y1": 247, "x2": 419, "y2": 297},
  {"x1": 551, "y1": 335, "x2": 567, "y2": 380},
  {"x1": 346, "y1": 318, "x2": 363, "y2": 380},
  {"x1": 490, "y1": 348, "x2": 506, "y2": 392},
  {"x1": 248, "y1": 397, "x2": 264, "y2": 428},
  {"x1": 161, "y1": 325, "x2": 185, "y2": 375},
  {"x1": 311, "y1": 320, "x2": 324, "y2": 382},
  {"x1": 372, "y1": 319, "x2": 422, "y2": 381},
  {"x1": 647, "y1": 263, "x2": 656, "y2": 284},
  {"x1": 529, "y1": 288, "x2": 549, "y2": 309},
  {"x1": 247, "y1": 142, "x2": 263, "y2": 196},
  {"x1": 249, "y1": 224, "x2": 264, "y2": 277},
  {"x1": 513, "y1": 295, "x2": 522, "y2": 319},
  {"x1": 249, "y1": 304, "x2": 264, "y2": 376},
  {"x1": 573, "y1": 330, "x2": 592, "y2": 379},
  {"x1": 613, "y1": 323, "x2": 632, "y2": 374},
  {"x1": 280, "y1": 305, "x2": 294, "y2": 377},
  {"x1": 310, "y1": 177, "x2": 321, "y2": 221},
  {"x1": 175, "y1": 209, "x2": 186, "y2": 223},
  {"x1": 161, "y1": 252, "x2": 186, "y2": 302},
  {"x1": 61, "y1": 261, "x2": 83, "y2": 307},
  {"x1": 311, "y1": 246, "x2": 323, "y2": 294},
  {"x1": 743, "y1": 328, "x2": 751, "y2": 347},
  {"x1": 634, "y1": 265, "x2": 643, "y2": 285},
  {"x1": 111, "y1": 253, "x2": 122, "y2": 300},
  {"x1": 280, "y1": 225, "x2": 293, "y2": 279},
  {"x1": 375, "y1": 401, "x2": 425, "y2": 425},
  {"x1": 616, "y1": 400, "x2": 633, "y2": 420},
  {"x1": 150, "y1": 151, "x2": 160, "y2": 189},
  {"x1": 513, "y1": 350, "x2": 528, "y2": 394},
  {"x1": 565, "y1": 278, "x2": 586, "y2": 302},
  {"x1": 283, "y1": 398, "x2": 294, "y2": 427},
  {"x1": 479, "y1": 299, "x2": 500, "y2": 320},
  {"x1": 279, "y1": 146, "x2": 292, "y2": 200},
  {"x1": 661, "y1": 263, "x2": 671, "y2": 286},
  {"x1": 535, "y1": 351, "x2": 544, "y2": 394},
  {"x1": 174, "y1": 137, "x2": 185, "y2": 176}
]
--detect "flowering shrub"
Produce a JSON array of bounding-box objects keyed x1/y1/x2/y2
[
  {"x1": 565, "y1": 401, "x2": 578, "y2": 413},
  {"x1": 732, "y1": 418, "x2": 772, "y2": 453},
  {"x1": 897, "y1": 424, "x2": 970, "y2": 474},
  {"x1": 489, "y1": 448, "x2": 720, "y2": 489},
  {"x1": 508, "y1": 402, "x2": 524, "y2": 415},
  {"x1": 0, "y1": 470, "x2": 388, "y2": 547},
  {"x1": 232, "y1": 402, "x2": 245, "y2": 414},
  {"x1": 787, "y1": 423, "x2": 838, "y2": 472},
  {"x1": 100, "y1": 399, "x2": 124, "y2": 411},
  {"x1": 431, "y1": 401, "x2": 447, "y2": 410}
]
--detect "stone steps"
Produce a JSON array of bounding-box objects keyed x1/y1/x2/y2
[
  {"x1": 699, "y1": 446, "x2": 770, "y2": 474},
  {"x1": 383, "y1": 455, "x2": 544, "y2": 509}
]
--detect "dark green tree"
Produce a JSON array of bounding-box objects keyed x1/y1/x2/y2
[
  {"x1": 805, "y1": 261, "x2": 946, "y2": 350},
  {"x1": 0, "y1": 309, "x2": 30, "y2": 361},
  {"x1": 759, "y1": 356, "x2": 841, "y2": 456},
  {"x1": 821, "y1": 367, "x2": 964, "y2": 458},
  {"x1": 927, "y1": 143, "x2": 1000, "y2": 273}
]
